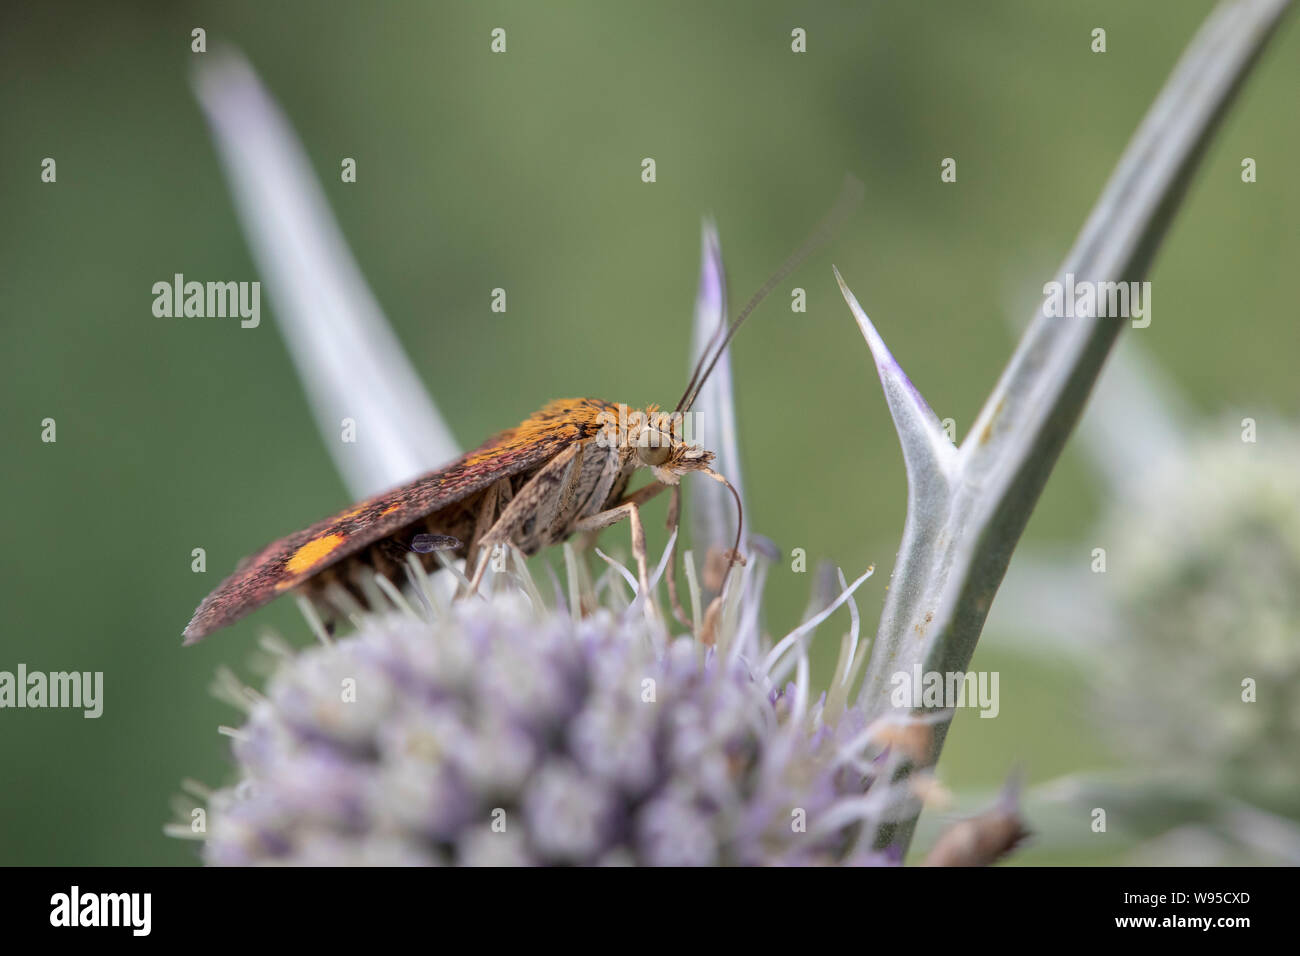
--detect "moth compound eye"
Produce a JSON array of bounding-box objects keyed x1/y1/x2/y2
[{"x1": 637, "y1": 437, "x2": 672, "y2": 467}]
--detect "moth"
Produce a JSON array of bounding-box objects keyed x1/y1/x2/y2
[{"x1": 183, "y1": 180, "x2": 862, "y2": 644}]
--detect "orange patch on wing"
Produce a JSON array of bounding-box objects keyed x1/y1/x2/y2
[
  {"x1": 380, "y1": 503, "x2": 402, "y2": 516},
  {"x1": 282, "y1": 532, "x2": 347, "y2": 582}
]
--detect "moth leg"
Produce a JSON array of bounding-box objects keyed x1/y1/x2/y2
[
  {"x1": 464, "y1": 444, "x2": 586, "y2": 598},
  {"x1": 571, "y1": 481, "x2": 669, "y2": 607},
  {"x1": 462, "y1": 478, "x2": 508, "y2": 591},
  {"x1": 587, "y1": 479, "x2": 670, "y2": 516},
  {"x1": 664, "y1": 485, "x2": 693, "y2": 630},
  {"x1": 546, "y1": 440, "x2": 586, "y2": 538}
]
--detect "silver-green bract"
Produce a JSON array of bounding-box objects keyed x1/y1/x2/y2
[
  {"x1": 193, "y1": 52, "x2": 461, "y2": 496},
  {"x1": 834, "y1": 0, "x2": 1291, "y2": 851}
]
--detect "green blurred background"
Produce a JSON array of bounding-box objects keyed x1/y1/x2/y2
[{"x1": 2, "y1": 0, "x2": 1296, "y2": 865}]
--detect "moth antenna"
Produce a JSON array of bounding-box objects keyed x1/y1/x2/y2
[
  {"x1": 675, "y1": 174, "x2": 864, "y2": 414},
  {"x1": 676, "y1": 267, "x2": 730, "y2": 426}
]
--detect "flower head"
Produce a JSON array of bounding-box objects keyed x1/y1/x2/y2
[
  {"x1": 1098, "y1": 422, "x2": 1300, "y2": 810},
  {"x1": 175, "y1": 546, "x2": 936, "y2": 866}
]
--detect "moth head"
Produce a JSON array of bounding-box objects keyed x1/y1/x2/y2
[{"x1": 630, "y1": 407, "x2": 713, "y2": 483}]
